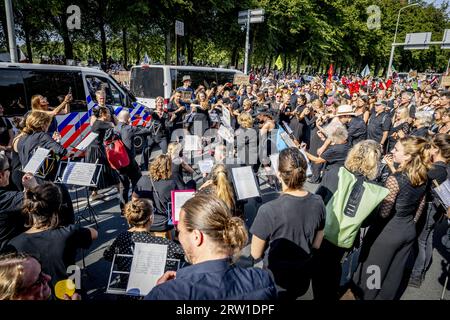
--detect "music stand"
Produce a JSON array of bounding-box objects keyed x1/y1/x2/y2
[
  {"x1": 55, "y1": 160, "x2": 102, "y2": 229},
  {"x1": 106, "y1": 254, "x2": 180, "y2": 296}
]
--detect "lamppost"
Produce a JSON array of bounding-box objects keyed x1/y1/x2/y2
[{"x1": 386, "y1": 2, "x2": 419, "y2": 78}]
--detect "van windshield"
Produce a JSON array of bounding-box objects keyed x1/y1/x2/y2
[{"x1": 130, "y1": 67, "x2": 164, "y2": 98}]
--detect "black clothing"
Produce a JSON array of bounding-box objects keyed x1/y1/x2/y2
[
  {"x1": 17, "y1": 132, "x2": 67, "y2": 170},
  {"x1": 316, "y1": 143, "x2": 350, "y2": 205},
  {"x1": 85, "y1": 120, "x2": 120, "y2": 189},
  {"x1": 6, "y1": 224, "x2": 93, "y2": 287},
  {"x1": 352, "y1": 173, "x2": 426, "y2": 300},
  {"x1": 0, "y1": 116, "x2": 12, "y2": 146},
  {"x1": 134, "y1": 176, "x2": 176, "y2": 231},
  {"x1": 116, "y1": 122, "x2": 153, "y2": 159},
  {"x1": 367, "y1": 110, "x2": 391, "y2": 144},
  {"x1": 387, "y1": 121, "x2": 410, "y2": 152},
  {"x1": 250, "y1": 192, "x2": 326, "y2": 299},
  {"x1": 347, "y1": 117, "x2": 367, "y2": 145},
  {"x1": 410, "y1": 126, "x2": 430, "y2": 139},
  {"x1": 0, "y1": 189, "x2": 26, "y2": 252}
]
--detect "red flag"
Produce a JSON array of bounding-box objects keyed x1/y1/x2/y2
[{"x1": 328, "y1": 64, "x2": 334, "y2": 81}]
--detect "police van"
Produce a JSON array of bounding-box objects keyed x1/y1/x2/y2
[
  {"x1": 0, "y1": 63, "x2": 149, "y2": 152},
  {"x1": 129, "y1": 64, "x2": 243, "y2": 109}
]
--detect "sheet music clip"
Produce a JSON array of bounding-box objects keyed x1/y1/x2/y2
[{"x1": 54, "y1": 160, "x2": 103, "y2": 229}]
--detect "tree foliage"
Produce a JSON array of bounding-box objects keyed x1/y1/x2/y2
[{"x1": 0, "y1": 0, "x2": 448, "y2": 73}]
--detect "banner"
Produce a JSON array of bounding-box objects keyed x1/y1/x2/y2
[{"x1": 233, "y1": 74, "x2": 250, "y2": 86}]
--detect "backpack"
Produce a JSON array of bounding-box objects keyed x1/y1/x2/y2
[
  {"x1": 103, "y1": 128, "x2": 130, "y2": 170},
  {"x1": 324, "y1": 167, "x2": 390, "y2": 248}
]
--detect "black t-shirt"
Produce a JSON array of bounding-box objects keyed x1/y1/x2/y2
[
  {"x1": 91, "y1": 119, "x2": 113, "y2": 146},
  {"x1": 250, "y1": 193, "x2": 326, "y2": 261},
  {"x1": 347, "y1": 117, "x2": 367, "y2": 145},
  {"x1": 367, "y1": 110, "x2": 392, "y2": 143},
  {"x1": 6, "y1": 224, "x2": 93, "y2": 286},
  {"x1": 134, "y1": 176, "x2": 177, "y2": 230},
  {"x1": 321, "y1": 143, "x2": 350, "y2": 169},
  {"x1": 0, "y1": 189, "x2": 26, "y2": 252},
  {"x1": 0, "y1": 117, "x2": 12, "y2": 146}
]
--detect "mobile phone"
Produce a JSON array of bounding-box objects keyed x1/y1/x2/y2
[{"x1": 68, "y1": 86, "x2": 72, "y2": 94}]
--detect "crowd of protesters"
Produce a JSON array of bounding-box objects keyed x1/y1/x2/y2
[{"x1": 0, "y1": 66, "x2": 449, "y2": 301}]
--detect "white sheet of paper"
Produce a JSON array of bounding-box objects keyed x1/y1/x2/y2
[
  {"x1": 270, "y1": 153, "x2": 279, "y2": 175},
  {"x1": 299, "y1": 149, "x2": 313, "y2": 177},
  {"x1": 126, "y1": 243, "x2": 168, "y2": 296},
  {"x1": 62, "y1": 162, "x2": 98, "y2": 186},
  {"x1": 22, "y1": 148, "x2": 50, "y2": 174},
  {"x1": 75, "y1": 132, "x2": 99, "y2": 151},
  {"x1": 198, "y1": 159, "x2": 214, "y2": 174},
  {"x1": 174, "y1": 191, "x2": 195, "y2": 222},
  {"x1": 231, "y1": 166, "x2": 260, "y2": 200},
  {"x1": 184, "y1": 135, "x2": 201, "y2": 151},
  {"x1": 434, "y1": 179, "x2": 450, "y2": 207},
  {"x1": 280, "y1": 132, "x2": 296, "y2": 148},
  {"x1": 218, "y1": 125, "x2": 234, "y2": 144},
  {"x1": 222, "y1": 107, "x2": 231, "y2": 127}
]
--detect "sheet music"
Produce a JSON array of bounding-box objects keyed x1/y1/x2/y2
[
  {"x1": 172, "y1": 190, "x2": 195, "y2": 223},
  {"x1": 218, "y1": 125, "x2": 234, "y2": 144},
  {"x1": 434, "y1": 179, "x2": 450, "y2": 208},
  {"x1": 222, "y1": 107, "x2": 231, "y2": 128},
  {"x1": 198, "y1": 159, "x2": 214, "y2": 174},
  {"x1": 184, "y1": 135, "x2": 201, "y2": 151},
  {"x1": 231, "y1": 166, "x2": 260, "y2": 200},
  {"x1": 299, "y1": 149, "x2": 313, "y2": 177},
  {"x1": 22, "y1": 148, "x2": 50, "y2": 174},
  {"x1": 126, "y1": 243, "x2": 168, "y2": 296},
  {"x1": 74, "y1": 132, "x2": 98, "y2": 151},
  {"x1": 282, "y1": 121, "x2": 293, "y2": 134},
  {"x1": 62, "y1": 162, "x2": 98, "y2": 186},
  {"x1": 270, "y1": 153, "x2": 279, "y2": 175}
]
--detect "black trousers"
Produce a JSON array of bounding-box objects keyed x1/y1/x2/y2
[
  {"x1": 118, "y1": 160, "x2": 142, "y2": 209},
  {"x1": 141, "y1": 136, "x2": 168, "y2": 169},
  {"x1": 352, "y1": 216, "x2": 416, "y2": 300}
]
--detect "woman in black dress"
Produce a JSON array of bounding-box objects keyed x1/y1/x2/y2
[
  {"x1": 306, "y1": 99, "x2": 328, "y2": 183},
  {"x1": 133, "y1": 154, "x2": 177, "y2": 236},
  {"x1": 303, "y1": 122, "x2": 350, "y2": 205},
  {"x1": 351, "y1": 136, "x2": 431, "y2": 300},
  {"x1": 387, "y1": 106, "x2": 410, "y2": 152},
  {"x1": 85, "y1": 106, "x2": 120, "y2": 200}
]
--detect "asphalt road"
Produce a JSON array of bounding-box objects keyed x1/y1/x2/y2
[{"x1": 69, "y1": 154, "x2": 450, "y2": 300}]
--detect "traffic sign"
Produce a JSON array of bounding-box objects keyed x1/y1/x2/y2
[
  {"x1": 238, "y1": 8, "x2": 265, "y2": 18},
  {"x1": 441, "y1": 29, "x2": 450, "y2": 49},
  {"x1": 175, "y1": 20, "x2": 184, "y2": 36},
  {"x1": 238, "y1": 16, "x2": 265, "y2": 24},
  {"x1": 404, "y1": 32, "x2": 431, "y2": 50}
]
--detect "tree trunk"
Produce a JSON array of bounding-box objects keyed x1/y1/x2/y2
[
  {"x1": 187, "y1": 38, "x2": 194, "y2": 65},
  {"x1": 122, "y1": 28, "x2": 128, "y2": 69},
  {"x1": 231, "y1": 46, "x2": 238, "y2": 68},
  {"x1": 165, "y1": 26, "x2": 171, "y2": 65},
  {"x1": 0, "y1": 12, "x2": 8, "y2": 50},
  {"x1": 297, "y1": 51, "x2": 303, "y2": 74},
  {"x1": 287, "y1": 55, "x2": 291, "y2": 73},
  {"x1": 23, "y1": 22, "x2": 33, "y2": 62},
  {"x1": 99, "y1": 19, "x2": 107, "y2": 69}
]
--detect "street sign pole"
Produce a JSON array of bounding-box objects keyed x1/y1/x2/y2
[
  {"x1": 5, "y1": 0, "x2": 18, "y2": 63},
  {"x1": 244, "y1": 10, "x2": 250, "y2": 75}
]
